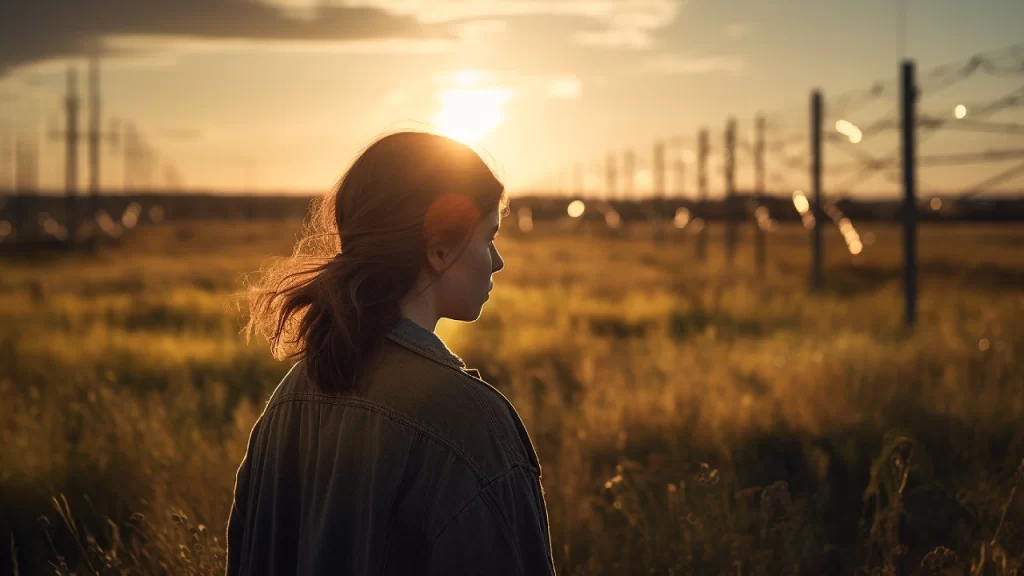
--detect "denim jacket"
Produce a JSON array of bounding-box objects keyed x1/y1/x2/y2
[{"x1": 226, "y1": 318, "x2": 556, "y2": 575}]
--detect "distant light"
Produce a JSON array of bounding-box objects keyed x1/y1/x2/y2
[
  {"x1": 689, "y1": 217, "x2": 705, "y2": 233},
  {"x1": 517, "y1": 207, "x2": 534, "y2": 233},
  {"x1": 567, "y1": 200, "x2": 586, "y2": 218},
  {"x1": 930, "y1": 197, "x2": 942, "y2": 211},
  {"x1": 635, "y1": 170, "x2": 653, "y2": 192},
  {"x1": 673, "y1": 207, "x2": 690, "y2": 228},
  {"x1": 835, "y1": 119, "x2": 863, "y2": 144},
  {"x1": 979, "y1": 338, "x2": 990, "y2": 351},
  {"x1": 123, "y1": 202, "x2": 143, "y2": 229},
  {"x1": 604, "y1": 210, "x2": 621, "y2": 229},
  {"x1": 954, "y1": 104, "x2": 967, "y2": 119},
  {"x1": 849, "y1": 240, "x2": 863, "y2": 255},
  {"x1": 755, "y1": 206, "x2": 770, "y2": 222},
  {"x1": 96, "y1": 210, "x2": 123, "y2": 238},
  {"x1": 792, "y1": 191, "x2": 810, "y2": 215}
]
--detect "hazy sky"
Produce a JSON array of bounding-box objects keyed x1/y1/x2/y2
[{"x1": 1, "y1": 0, "x2": 1022, "y2": 197}]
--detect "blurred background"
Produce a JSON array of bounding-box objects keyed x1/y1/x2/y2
[{"x1": 1, "y1": 1, "x2": 1023, "y2": 574}]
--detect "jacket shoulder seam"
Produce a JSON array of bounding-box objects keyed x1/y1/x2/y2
[
  {"x1": 265, "y1": 393, "x2": 498, "y2": 481},
  {"x1": 430, "y1": 464, "x2": 534, "y2": 556},
  {"x1": 384, "y1": 338, "x2": 534, "y2": 469}
]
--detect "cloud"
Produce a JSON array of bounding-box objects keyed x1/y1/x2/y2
[
  {"x1": 546, "y1": 76, "x2": 582, "y2": 99},
  {"x1": 643, "y1": 53, "x2": 745, "y2": 75},
  {"x1": 349, "y1": 0, "x2": 682, "y2": 50},
  {"x1": 0, "y1": 0, "x2": 448, "y2": 75},
  {"x1": 432, "y1": 68, "x2": 586, "y2": 101}
]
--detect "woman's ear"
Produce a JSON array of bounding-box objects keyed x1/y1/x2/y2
[{"x1": 425, "y1": 238, "x2": 451, "y2": 274}]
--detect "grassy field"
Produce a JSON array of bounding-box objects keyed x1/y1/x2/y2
[{"x1": 1, "y1": 218, "x2": 1022, "y2": 575}]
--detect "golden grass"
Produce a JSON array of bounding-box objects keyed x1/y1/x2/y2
[{"x1": 1, "y1": 219, "x2": 1022, "y2": 574}]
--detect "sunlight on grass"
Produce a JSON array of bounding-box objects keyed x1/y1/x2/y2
[{"x1": 2, "y1": 220, "x2": 1022, "y2": 574}]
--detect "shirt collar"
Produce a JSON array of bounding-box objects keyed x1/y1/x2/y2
[{"x1": 385, "y1": 316, "x2": 467, "y2": 371}]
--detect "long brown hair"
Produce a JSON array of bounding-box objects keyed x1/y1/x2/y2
[{"x1": 244, "y1": 132, "x2": 508, "y2": 393}]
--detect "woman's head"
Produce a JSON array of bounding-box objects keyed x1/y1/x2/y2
[{"x1": 245, "y1": 131, "x2": 508, "y2": 392}]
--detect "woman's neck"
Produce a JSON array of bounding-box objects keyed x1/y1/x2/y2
[{"x1": 398, "y1": 288, "x2": 440, "y2": 332}]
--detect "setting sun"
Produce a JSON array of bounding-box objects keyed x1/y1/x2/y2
[{"x1": 434, "y1": 87, "x2": 513, "y2": 145}]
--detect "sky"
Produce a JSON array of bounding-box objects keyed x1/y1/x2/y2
[{"x1": 0, "y1": 0, "x2": 1022, "y2": 198}]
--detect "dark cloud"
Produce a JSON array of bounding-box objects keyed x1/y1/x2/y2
[{"x1": 0, "y1": 0, "x2": 446, "y2": 75}]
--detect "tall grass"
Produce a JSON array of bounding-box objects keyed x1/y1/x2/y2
[{"x1": 1, "y1": 220, "x2": 1022, "y2": 574}]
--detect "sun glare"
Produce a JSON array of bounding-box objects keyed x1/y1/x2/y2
[{"x1": 435, "y1": 88, "x2": 512, "y2": 145}]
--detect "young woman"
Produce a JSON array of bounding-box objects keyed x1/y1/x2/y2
[{"x1": 229, "y1": 132, "x2": 555, "y2": 575}]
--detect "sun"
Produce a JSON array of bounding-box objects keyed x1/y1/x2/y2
[{"x1": 434, "y1": 87, "x2": 512, "y2": 145}]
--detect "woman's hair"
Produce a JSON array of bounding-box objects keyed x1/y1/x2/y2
[{"x1": 244, "y1": 132, "x2": 508, "y2": 393}]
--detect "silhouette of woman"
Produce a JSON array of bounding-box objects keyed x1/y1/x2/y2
[{"x1": 229, "y1": 132, "x2": 556, "y2": 575}]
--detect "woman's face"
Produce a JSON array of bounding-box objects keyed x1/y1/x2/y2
[{"x1": 434, "y1": 207, "x2": 504, "y2": 322}]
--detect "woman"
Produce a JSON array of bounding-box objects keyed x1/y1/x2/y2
[{"x1": 229, "y1": 132, "x2": 555, "y2": 575}]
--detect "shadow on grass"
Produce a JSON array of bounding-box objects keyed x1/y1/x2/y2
[{"x1": 773, "y1": 259, "x2": 1024, "y2": 298}]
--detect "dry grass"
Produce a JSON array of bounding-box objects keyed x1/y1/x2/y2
[{"x1": 1, "y1": 218, "x2": 1023, "y2": 574}]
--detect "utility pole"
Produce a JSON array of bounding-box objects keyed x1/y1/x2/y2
[
  {"x1": 673, "y1": 144, "x2": 685, "y2": 198},
  {"x1": 605, "y1": 152, "x2": 618, "y2": 201},
  {"x1": 59, "y1": 66, "x2": 80, "y2": 244},
  {"x1": 49, "y1": 57, "x2": 118, "y2": 245},
  {"x1": 811, "y1": 90, "x2": 824, "y2": 290},
  {"x1": 902, "y1": 61, "x2": 918, "y2": 327},
  {"x1": 696, "y1": 128, "x2": 708, "y2": 261},
  {"x1": 653, "y1": 140, "x2": 666, "y2": 199},
  {"x1": 623, "y1": 149, "x2": 635, "y2": 202},
  {"x1": 86, "y1": 55, "x2": 118, "y2": 221},
  {"x1": 754, "y1": 114, "x2": 766, "y2": 277},
  {"x1": 724, "y1": 117, "x2": 736, "y2": 264}
]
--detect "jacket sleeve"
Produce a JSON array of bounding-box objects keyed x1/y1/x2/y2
[
  {"x1": 429, "y1": 468, "x2": 555, "y2": 576},
  {"x1": 225, "y1": 416, "x2": 263, "y2": 576},
  {"x1": 225, "y1": 451, "x2": 250, "y2": 576}
]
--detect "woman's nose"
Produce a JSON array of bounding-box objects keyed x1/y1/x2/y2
[{"x1": 491, "y1": 245, "x2": 505, "y2": 273}]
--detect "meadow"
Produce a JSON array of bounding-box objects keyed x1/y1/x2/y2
[{"x1": 1, "y1": 217, "x2": 1022, "y2": 575}]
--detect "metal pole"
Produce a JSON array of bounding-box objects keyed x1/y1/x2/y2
[
  {"x1": 696, "y1": 128, "x2": 708, "y2": 261},
  {"x1": 123, "y1": 121, "x2": 134, "y2": 192},
  {"x1": 13, "y1": 137, "x2": 24, "y2": 236},
  {"x1": 65, "y1": 66, "x2": 80, "y2": 245},
  {"x1": 811, "y1": 90, "x2": 824, "y2": 290},
  {"x1": 623, "y1": 149, "x2": 635, "y2": 202},
  {"x1": 724, "y1": 118, "x2": 736, "y2": 264},
  {"x1": 652, "y1": 140, "x2": 666, "y2": 241},
  {"x1": 606, "y1": 153, "x2": 617, "y2": 201},
  {"x1": 902, "y1": 61, "x2": 918, "y2": 327},
  {"x1": 755, "y1": 114, "x2": 766, "y2": 277},
  {"x1": 673, "y1": 145, "x2": 685, "y2": 198},
  {"x1": 88, "y1": 54, "x2": 101, "y2": 223},
  {"x1": 653, "y1": 140, "x2": 666, "y2": 199}
]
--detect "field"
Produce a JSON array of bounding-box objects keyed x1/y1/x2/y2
[{"x1": 1, "y1": 218, "x2": 1023, "y2": 575}]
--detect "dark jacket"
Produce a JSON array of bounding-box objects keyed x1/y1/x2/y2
[{"x1": 226, "y1": 318, "x2": 556, "y2": 575}]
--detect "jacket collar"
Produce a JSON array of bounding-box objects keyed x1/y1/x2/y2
[{"x1": 385, "y1": 316, "x2": 469, "y2": 372}]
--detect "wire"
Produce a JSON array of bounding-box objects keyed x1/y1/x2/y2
[{"x1": 958, "y1": 161, "x2": 1024, "y2": 199}]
